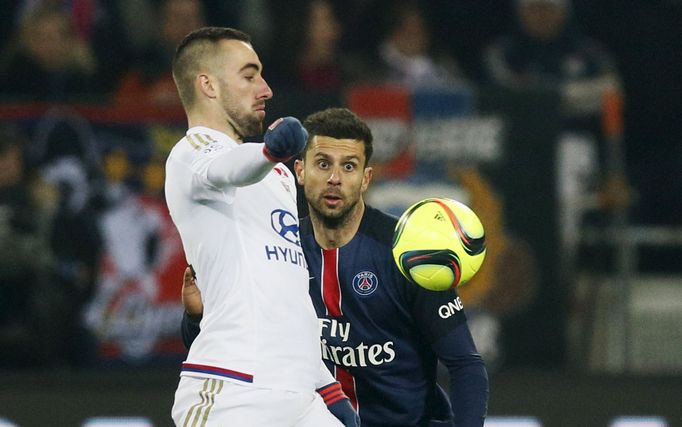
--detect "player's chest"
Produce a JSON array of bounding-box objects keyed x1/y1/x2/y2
[
  {"x1": 234, "y1": 171, "x2": 297, "y2": 221},
  {"x1": 307, "y1": 245, "x2": 407, "y2": 325}
]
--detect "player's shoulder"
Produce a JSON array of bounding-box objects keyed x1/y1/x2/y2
[
  {"x1": 358, "y1": 204, "x2": 398, "y2": 245},
  {"x1": 184, "y1": 128, "x2": 233, "y2": 155}
]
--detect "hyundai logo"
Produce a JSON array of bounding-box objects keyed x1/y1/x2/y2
[{"x1": 270, "y1": 209, "x2": 300, "y2": 246}]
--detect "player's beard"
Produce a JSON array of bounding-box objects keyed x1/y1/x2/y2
[
  {"x1": 307, "y1": 187, "x2": 361, "y2": 230},
  {"x1": 220, "y1": 83, "x2": 263, "y2": 138},
  {"x1": 223, "y1": 103, "x2": 263, "y2": 138}
]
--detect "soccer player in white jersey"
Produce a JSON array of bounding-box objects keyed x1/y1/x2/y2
[{"x1": 165, "y1": 27, "x2": 358, "y2": 427}]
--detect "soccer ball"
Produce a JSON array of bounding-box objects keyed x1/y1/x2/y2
[{"x1": 392, "y1": 198, "x2": 486, "y2": 291}]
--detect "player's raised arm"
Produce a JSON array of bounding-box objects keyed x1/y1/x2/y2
[{"x1": 205, "y1": 117, "x2": 307, "y2": 188}]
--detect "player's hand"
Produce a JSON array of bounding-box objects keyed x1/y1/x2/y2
[
  {"x1": 262, "y1": 116, "x2": 308, "y2": 163},
  {"x1": 182, "y1": 265, "x2": 204, "y2": 318},
  {"x1": 317, "y1": 382, "x2": 360, "y2": 427}
]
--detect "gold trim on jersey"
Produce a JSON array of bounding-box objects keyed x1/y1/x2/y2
[
  {"x1": 186, "y1": 134, "x2": 201, "y2": 150},
  {"x1": 193, "y1": 133, "x2": 211, "y2": 146},
  {"x1": 186, "y1": 133, "x2": 220, "y2": 151}
]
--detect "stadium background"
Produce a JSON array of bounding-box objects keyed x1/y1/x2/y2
[{"x1": 0, "y1": 0, "x2": 680, "y2": 425}]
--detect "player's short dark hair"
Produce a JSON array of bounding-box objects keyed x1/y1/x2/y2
[
  {"x1": 172, "y1": 27, "x2": 251, "y2": 109},
  {"x1": 302, "y1": 108, "x2": 374, "y2": 166}
]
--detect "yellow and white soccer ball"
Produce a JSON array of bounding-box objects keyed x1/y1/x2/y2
[{"x1": 392, "y1": 198, "x2": 486, "y2": 291}]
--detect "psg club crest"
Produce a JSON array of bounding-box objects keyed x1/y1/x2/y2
[{"x1": 352, "y1": 271, "x2": 378, "y2": 296}]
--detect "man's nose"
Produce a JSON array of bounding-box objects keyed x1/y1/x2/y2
[
  {"x1": 327, "y1": 169, "x2": 341, "y2": 184},
  {"x1": 258, "y1": 77, "x2": 273, "y2": 100}
]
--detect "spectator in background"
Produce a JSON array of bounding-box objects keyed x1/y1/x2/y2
[
  {"x1": 0, "y1": 4, "x2": 99, "y2": 102},
  {"x1": 483, "y1": 0, "x2": 629, "y2": 275},
  {"x1": 0, "y1": 125, "x2": 61, "y2": 367},
  {"x1": 35, "y1": 116, "x2": 104, "y2": 366},
  {"x1": 5, "y1": 0, "x2": 132, "y2": 96},
  {"x1": 295, "y1": 0, "x2": 345, "y2": 92},
  {"x1": 114, "y1": 0, "x2": 206, "y2": 106},
  {"x1": 484, "y1": 0, "x2": 619, "y2": 114},
  {"x1": 374, "y1": 0, "x2": 466, "y2": 90},
  {"x1": 266, "y1": 0, "x2": 359, "y2": 94}
]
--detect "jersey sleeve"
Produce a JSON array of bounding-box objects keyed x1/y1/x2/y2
[
  {"x1": 407, "y1": 284, "x2": 468, "y2": 345},
  {"x1": 399, "y1": 266, "x2": 487, "y2": 425},
  {"x1": 192, "y1": 142, "x2": 274, "y2": 189},
  {"x1": 431, "y1": 325, "x2": 489, "y2": 427}
]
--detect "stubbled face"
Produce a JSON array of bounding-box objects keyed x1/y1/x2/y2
[
  {"x1": 295, "y1": 136, "x2": 372, "y2": 226},
  {"x1": 214, "y1": 40, "x2": 273, "y2": 137}
]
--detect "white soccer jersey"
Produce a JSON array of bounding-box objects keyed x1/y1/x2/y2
[{"x1": 165, "y1": 126, "x2": 326, "y2": 393}]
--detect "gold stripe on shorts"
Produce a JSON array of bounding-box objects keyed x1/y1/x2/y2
[
  {"x1": 200, "y1": 379, "x2": 223, "y2": 427},
  {"x1": 184, "y1": 379, "x2": 223, "y2": 427},
  {"x1": 183, "y1": 379, "x2": 209, "y2": 427}
]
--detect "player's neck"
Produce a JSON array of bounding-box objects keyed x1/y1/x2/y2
[
  {"x1": 310, "y1": 201, "x2": 365, "y2": 249},
  {"x1": 187, "y1": 110, "x2": 243, "y2": 143}
]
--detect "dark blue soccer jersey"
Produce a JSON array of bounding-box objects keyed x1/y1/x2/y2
[
  {"x1": 181, "y1": 204, "x2": 487, "y2": 426},
  {"x1": 302, "y1": 205, "x2": 484, "y2": 427}
]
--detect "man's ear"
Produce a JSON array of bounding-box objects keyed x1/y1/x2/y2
[
  {"x1": 294, "y1": 159, "x2": 305, "y2": 185},
  {"x1": 361, "y1": 166, "x2": 373, "y2": 193},
  {"x1": 197, "y1": 74, "x2": 217, "y2": 99}
]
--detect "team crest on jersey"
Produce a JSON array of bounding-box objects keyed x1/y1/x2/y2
[{"x1": 352, "y1": 271, "x2": 378, "y2": 296}]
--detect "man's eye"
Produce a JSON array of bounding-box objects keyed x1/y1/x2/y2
[
  {"x1": 318, "y1": 161, "x2": 329, "y2": 169},
  {"x1": 344, "y1": 164, "x2": 355, "y2": 171}
]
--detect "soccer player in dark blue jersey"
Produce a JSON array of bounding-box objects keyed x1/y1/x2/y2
[{"x1": 181, "y1": 107, "x2": 489, "y2": 426}]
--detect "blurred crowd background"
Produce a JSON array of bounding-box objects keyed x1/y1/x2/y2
[{"x1": 1, "y1": 0, "x2": 681, "y2": 425}]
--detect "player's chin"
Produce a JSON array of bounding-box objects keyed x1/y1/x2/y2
[
  {"x1": 243, "y1": 117, "x2": 264, "y2": 136},
  {"x1": 313, "y1": 199, "x2": 343, "y2": 216}
]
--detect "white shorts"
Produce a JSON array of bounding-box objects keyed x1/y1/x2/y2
[{"x1": 171, "y1": 376, "x2": 344, "y2": 427}]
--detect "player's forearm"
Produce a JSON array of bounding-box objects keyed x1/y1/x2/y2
[
  {"x1": 206, "y1": 143, "x2": 275, "y2": 187},
  {"x1": 432, "y1": 325, "x2": 489, "y2": 426},
  {"x1": 448, "y1": 355, "x2": 489, "y2": 427}
]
